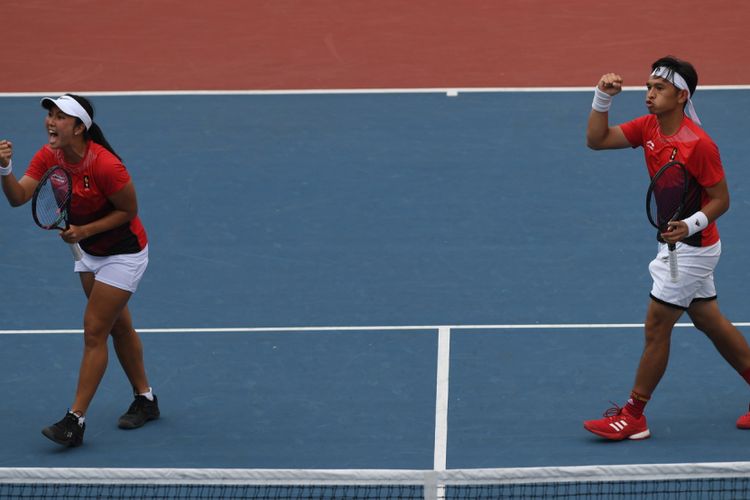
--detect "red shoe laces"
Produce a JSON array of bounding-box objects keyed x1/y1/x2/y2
[{"x1": 603, "y1": 403, "x2": 624, "y2": 418}]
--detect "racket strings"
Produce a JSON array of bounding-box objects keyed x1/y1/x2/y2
[
  {"x1": 648, "y1": 165, "x2": 689, "y2": 230},
  {"x1": 34, "y1": 175, "x2": 70, "y2": 228}
]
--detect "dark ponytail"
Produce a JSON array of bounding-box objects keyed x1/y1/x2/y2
[{"x1": 65, "y1": 93, "x2": 122, "y2": 161}]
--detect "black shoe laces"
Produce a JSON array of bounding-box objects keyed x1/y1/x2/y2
[
  {"x1": 59, "y1": 412, "x2": 82, "y2": 429},
  {"x1": 126, "y1": 396, "x2": 148, "y2": 414}
]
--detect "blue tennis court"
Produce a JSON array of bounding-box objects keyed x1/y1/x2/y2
[{"x1": 2, "y1": 89, "x2": 750, "y2": 493}]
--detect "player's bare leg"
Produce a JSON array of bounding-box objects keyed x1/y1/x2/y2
[
  {"x1": 632, "y1": 300, "x2": 684, "y2": 396},
  {"x1": 72, "y1": 277, "x2": 133, "y2": 415},
  {"x1": 688, "y1": 299, "x2": 750, "y2": 372},
  {"x1": 110, "y1": 305, "x2": 150, "y2": 394}
]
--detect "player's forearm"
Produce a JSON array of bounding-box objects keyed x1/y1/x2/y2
[
  {"x1": 701, "y1": 179, "x2": 731, "y2": 223},
  {"x1": 1, "y1": 175, "x2": 30, "y2": 207},
  {"x1": 586, "y1": 110, "x2": 610, "y2": 149},
  {"x1": 701, "y1": 197, "x2": 729, "y2": 224},
  {"x1": 79, "y1": 209, "x2": 136, "y2": 239}
]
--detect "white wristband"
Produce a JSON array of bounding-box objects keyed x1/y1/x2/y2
[
  {"x1": 0, "y1": 159, "x2": 12, "y2": 176},
  {"x1": 682, "y1": 211, "x2": 709, "y2": 237},
  {"x1": 592, "y1": 87, "x2": 613, "y2": 112}
]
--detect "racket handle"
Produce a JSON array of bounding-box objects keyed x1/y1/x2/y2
[
  {"x1": 668, "y1": 244, "x2": 679, "y2": 282},
  {"x1": 69, "y1": 242, "x2": 83, "y2": 261}
]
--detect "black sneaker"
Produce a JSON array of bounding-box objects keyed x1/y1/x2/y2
[
  {"x1": 42, "y1": 412, "x2": 85, "y2": 447},
  {"x1": 118, "y1": 395, "x2": 160, "y2": 429}
]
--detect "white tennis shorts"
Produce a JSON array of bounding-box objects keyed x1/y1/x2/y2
[
  {"x1": 74, "y1": 245, "x2": 149, "y2": 293},
  {"x1": 649, "y1": 240, "x2": 720, "y2": 310}
]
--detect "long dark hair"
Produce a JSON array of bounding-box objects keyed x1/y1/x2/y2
[{"x1": 65, "y1": 93, "x2": 122, "y2": 161}]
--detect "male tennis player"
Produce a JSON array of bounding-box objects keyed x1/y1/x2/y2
[
  {"x1": 582, "y1": 56, "x2": 750, "y2": 440},
  {"x1": 0, "y1": 94, "x2": 159, "y2": 447}
]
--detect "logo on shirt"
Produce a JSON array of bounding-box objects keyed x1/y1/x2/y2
[{"x1": 646, "y1": 140, "x2": 655, "y2": 150}]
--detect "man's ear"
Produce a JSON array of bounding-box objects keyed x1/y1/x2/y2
[{"x1": 677, "y1": 88, "x2": 689, "y2": 105}]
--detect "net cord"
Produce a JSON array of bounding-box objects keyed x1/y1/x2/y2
[{"x1": 3, "y1": 462, "x2": 750, "y2": 486}]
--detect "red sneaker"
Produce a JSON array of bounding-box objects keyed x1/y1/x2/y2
[
  {"x1": 584, "y1": 404, "x2": 650, "y2": 441},
  {"x1": 736, "y1": 406, "x2": 750, "y2": 429}
]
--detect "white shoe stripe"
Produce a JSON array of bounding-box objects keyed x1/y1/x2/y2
[{"x1": 608, "y1": 420, "x2": 628, "y2": 432}]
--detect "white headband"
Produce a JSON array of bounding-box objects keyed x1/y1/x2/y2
[
  {"x1": 651, "y1": 66, "x2": 701, "y2": 125},
  {"x1": 40, "y1": 95, "x2": 93, "y2": 130}
]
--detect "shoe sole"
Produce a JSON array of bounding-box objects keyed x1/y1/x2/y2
[
  {"x1": 584, "y1": 425, "x2": 651, "y2": 441},
  {"x1": 41, "y1": 428, "x2": 83, "y2": 447},
  {"x1": 118, "y1": 414, "x2": 159, "y2": 430}
]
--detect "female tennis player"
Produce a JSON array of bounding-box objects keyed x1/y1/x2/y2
[
  {"x1": 0, "y1": 94, "x2": 159, "y2": 447},
  {"x1": 582, "y1": 56, "x2": 750, "y2": 440}
]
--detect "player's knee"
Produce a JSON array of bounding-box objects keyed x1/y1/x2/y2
[
  {"x1": 645, "y1": 312, "x2": 674, "y2": 332},
  {"x1": 690, "y1": 315, "x2": 712, "y2": 334},
  {"x1": 83, "y1": 315, "x2": 114, "y2": 341},
  {"x1": 110, "y1": 325, "x2": 136, "y2": 340},
  {"x1": 82, "y1": 329, "x2": 109, "y2": 349},
  {"x1": 643, "y1": 326, "x2": 672, "y2": 348}
]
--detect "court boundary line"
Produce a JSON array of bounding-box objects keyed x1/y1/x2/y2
[
  {"x1": 433, "y1": 327, "x2": 450, "y2": 473},
  {"x1": 5, "y1": 322, "x2": 750, "y2": 494},
  {"x1": 3, "y1": 322, "x2": 750, "y2": 335},
  {"x1": 1, "y1": 85, "x2": 749, "y2": 98}
]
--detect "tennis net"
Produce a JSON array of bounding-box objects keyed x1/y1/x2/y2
[{"x1": 3, "y1": 462, "x2": 750, "y2": 499}]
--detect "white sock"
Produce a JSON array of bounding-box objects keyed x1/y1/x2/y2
[
  {"x1": 138, "y1": 387, "x2": 154, "y2": 401},
  {"x1": 69, "y1": 411, "x2": 85, "y2": 426}
]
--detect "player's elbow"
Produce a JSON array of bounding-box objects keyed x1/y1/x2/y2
[
  {"x1": 709, "y1": 198, "x2": 730, "y2": 221},
  {"x1": 123, "y1": 207, "x2": 138, "y2": 223},
  {"x1": 586, "y1": 130, "x2": 606, "y2": 149},
  {"x1": 721, "y1": 197, "x2": 730, "y2": 216},
  {"x1": 6, "y1": 195, "x2": 26, "y2": 207},
  {"x1": 3, "y1": 185, "x2": 32, "y2": 207},
  {"x1": 586, "y1": 137, "x2": 605, "y2": 150}
]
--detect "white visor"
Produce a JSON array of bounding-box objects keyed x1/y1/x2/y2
[{"x1": 40, "y1": 95, "x2": 93, "y2": 130}]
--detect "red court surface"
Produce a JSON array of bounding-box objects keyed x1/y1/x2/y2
[{"x1": 4, "y1": 0, "x2": 749, "y2": 92}]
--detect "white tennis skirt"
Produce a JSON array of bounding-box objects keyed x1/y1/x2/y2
[{"x1": 74, "y1": 245, "x2": 149, "y2": 293}]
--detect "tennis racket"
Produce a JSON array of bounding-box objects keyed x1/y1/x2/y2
[
  {"x1": 31, "y1": 166, "x2": 83, "y2": 261},
  {"x1": 646, "y1": 160, "x2": 689, "y2": 282}
]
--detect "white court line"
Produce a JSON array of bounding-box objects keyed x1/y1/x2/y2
[
  {"x1": 3, "y1": 322, "x2": 750, "y2": 335},
  {"x1": 1, "y1": 85, "x2": 749, "y2": 98},
  {"x1": 433, "y1": 327, "x2": 451, "y2": 473}
]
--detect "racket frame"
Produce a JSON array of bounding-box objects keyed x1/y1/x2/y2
[
  {"x1": 645, "y1": 160, "x2": 689, "y2": 282},
  {"x1": 31, "y1": 166, "x2": 83, "y2": 261}
]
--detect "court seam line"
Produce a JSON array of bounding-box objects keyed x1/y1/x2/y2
[{"x1": 3, "y1": 322, "x2": 750, "y2": 334}]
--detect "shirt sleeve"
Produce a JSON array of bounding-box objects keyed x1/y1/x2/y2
[
  {"x1": 92, "y1": 152, "x2": 131, "y2": 197},
  {"x1": 690, "y1": 139, "x2": 725, "y2": 188},
  {"x1": 619, "y1": 115, "x2": 648, "y2": 148},
  {"x1": 24, "y1": 146, "x2": 56, "y2": 180}
]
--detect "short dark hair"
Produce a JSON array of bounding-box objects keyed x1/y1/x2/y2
[{"x1": 651, "y1": 56, "x2": 698, "y2": 96}]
